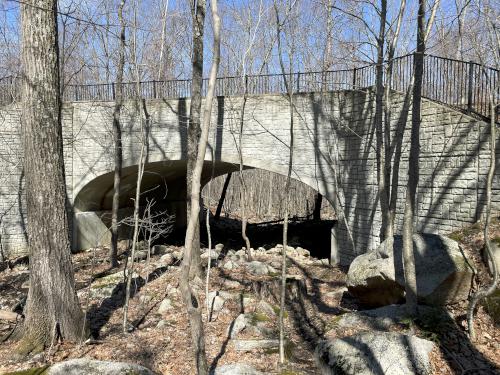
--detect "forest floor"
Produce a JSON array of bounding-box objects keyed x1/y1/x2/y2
[{"x1": 0, "y1": 218, "x2": 499, "y2": 374}]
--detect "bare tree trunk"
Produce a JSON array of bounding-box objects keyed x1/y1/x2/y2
[
  {"x1": 180, "y1": 0, "x2": 221, "y2": 373},
  {"x1": 122, "y1": 133, "x2": 146, "y2": 333},
  {"x1": 18, "y1": 0, "x2": 86, "y2": 354},
  {"x1": 214, "y1": 172, "x2": 231, "y2": 219},
  {"x1": 157, "y1": 0, "x2": 170, "y2": 80},
  {"x1": 205, "y1": 147, "x2": 216, "y2": 320},
  {"x1": 123, "y1": 0, "x2": 147, "y2": 333},
  {"x1": 236, "y1": 4, "x2": 264, "y2": 262},
  {"x1": 110, "y1": 0, "x2": 126, "y2": 268},
  {"x1": 274, "y1": 0, "x2": 295, "y2": 364},
  {"x1": 402, "y1": 0, "x2": 426, "y2": 316},
  {"x1": 187, "y1": 0, "x2": 206, "y2": 279},
  {"x1": 375, "y1": 0, "x2": 389, "y2": 242},
  {"x1": 383, "y1": 0, "x2": 406, "y2": 245},
  {"x1": 467, "y1": 84, "x2": 498, "y2": 341},
  {"x1": 238, "y1": 95, "x2": 252, "y2": 261}
]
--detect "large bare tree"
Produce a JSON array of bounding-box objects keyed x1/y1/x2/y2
[{"x1": 18, "y1": 0, "x2": 86, "y2": 354}]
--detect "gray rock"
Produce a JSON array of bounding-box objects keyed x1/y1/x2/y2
[
  {"x1": 223, "y1": 279, "x2": 241, "y2": 289},
  {"x1": 256, "y1": 300, "x2": 276, "y2": 317},
  {"x1": 267, "y1": 247, "x2": 281, "y2": 255},
  {"x1": 243, "y1": 296, "x2": 255, "y2": 309},
  {"x1": 158, "y1": 298, "x2": 173, "y2": 314},
  {"x1": 227, "y1": 250, "x2": 236, "y2": 256},
  {"x1": 152, "y1": 244, "x2": 168, "y2": 255},
  {"x1": 139, "y1": 294, "x2": 153, "y2": 304},
  {"x1": 136, "y1": 241, "x2": 147, "y2": 250},
  {"x1": 270, "y1": 260, "x2": 282, "y2": 269},
  {"x1": 223, "y1": 260, "x2": 237, "y2": 270},
  {"x1": 347, "y1": 234, "x2": 474, "y2": 307},
  {"x1": 131, "y1": 250, "x2": 148, "y2": 261},
  {"x1": 316, "y1": 332, "x2": 435, "y2": 375},
  {"x1": 215, "y1": 243, "x2": 224, "y2": 252},
  {"x1": 156, "y1": 319, "x2": 168, "y2": 329},
  {"x1": 233, "y1": 339, "x2": 279, "y2": 351},
  {"x1": 90, "y1": 272, "x2": 125, "y2": 299},
  {"x1": 166, "y1": 284, "x2": 179, "y2": 296},
  {"x1": 201, "y1": 251, "x2": 220, "y2": 267},
  {"x1": 246, "y1": 261, "x2": 276, "y2": 276},
  {"x1": 172, "y1": 250, "x2": 183, "y2": 261},
  {"x1": 159, "y1": 253, "x2": 175, "y2": 266},
  {"x1": 296, "y1": 247, "x2": 310, "y2": 257},
  {"x1": 228, "y1": 314, "x2": 248, "y2": 338},
  {"x1": 207, "y1": 291, "x2": 235, "y2": 312},
  {"x1": 336, "y1": 309, "x2": 402, "y2": 331},
  {"x1": 214, "y1": 363, "x2": 264, "y2": 375},
  {"x1": 47, "y1": 358, "x2": 155, "y2": 375}
]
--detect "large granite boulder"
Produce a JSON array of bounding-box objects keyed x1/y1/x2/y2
[
  {"x1": 214, "y1": 363, "x2": 264, "y2": 375},
  {"x1": 347, "y1": 234, "x2": 474, "y2": 307},
  {"x1": 47, "y1": 358, "x2": 155, "y2": 374},
  {"x1": 316, "y1": 332, "x2": 435, "y2": 375}
]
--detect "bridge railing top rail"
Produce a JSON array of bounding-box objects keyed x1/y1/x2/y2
[{"x1": 1, "y1": 53, "x2": 498, "y2": 121}]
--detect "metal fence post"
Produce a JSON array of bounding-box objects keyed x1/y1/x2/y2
[
  {"x1": 153, "y1": 80, "x2": 157, "y2": 99},
  {"x1": 112, "y1": 83, "x2": 115, "y2": 101},
  {"x1": 352, "y1": 68, "x2": 357, "y2": 89},
  {"x1": 297, "y1": 72, "x2": 300, "y2": 92},
  {"x1": 467, "y1": 61, "x2": 474, "y2": 113}
]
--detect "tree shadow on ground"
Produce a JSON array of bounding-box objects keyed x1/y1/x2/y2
[
  {"x1": 287, "y1": 274, "x2": 499, "y2": 374},
  {"x1": 413, "y1": 307, "x2": 499, "y2": 374},
  {"x1": 86, "y1": 265, "x2": 169, "y2": 338}
]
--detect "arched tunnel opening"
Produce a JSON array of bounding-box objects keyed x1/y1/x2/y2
[
  {"x1": 201, "y1": 170, "x2": 336, "y2": 260},
  {"x1": 73, "y1": 160, "x2": 336, "y2": 260}
]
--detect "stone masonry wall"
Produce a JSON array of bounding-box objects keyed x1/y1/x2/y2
[{"x1": 0, "y1": 90, "x2": 498, "y2": 264}]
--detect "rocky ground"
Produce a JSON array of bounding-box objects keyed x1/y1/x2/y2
[{"x1": 0, "y1": 218, "x2": 498, "y2": 374}]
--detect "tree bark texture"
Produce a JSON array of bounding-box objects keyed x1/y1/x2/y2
[
  {"x1": 467, "y1": 88, "x2": 498, "y2": 341},
  {"x1": 20, "y1": 0, "x2": 85, "y2": 353},
  {"x1": 186, "y1": 0, "x2": 206, "y2": 278},
  {"x1": 402, "y1": 0, "x2": 426, "y2": 316},
  {"x1": 180, "y1": 0, "x2": 220, "y2": 373},
  {"x1": 383, "y1": 0, "x2": 406, "y2": 244},
  {"x1": 110, "y1": 0, "x2": 126, "y2": 268},
  {"x1": 375, "y1": 0, "x2": 389, "y2": 242}
]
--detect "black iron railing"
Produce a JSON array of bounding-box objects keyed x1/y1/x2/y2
[{"x1": 1, "y1": 54, "x2": 498, "y2": 121}]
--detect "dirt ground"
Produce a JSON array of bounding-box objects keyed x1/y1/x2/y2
[{"x1": 0, "y1": 219, "x2": 499, "y2": 374}]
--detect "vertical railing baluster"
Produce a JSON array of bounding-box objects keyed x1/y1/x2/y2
[{"x1": 467, "y1": 60, "x2": 474, "y2": 113}]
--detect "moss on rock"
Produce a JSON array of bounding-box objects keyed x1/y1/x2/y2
[{"x1": 3, "y1": 366, "x2": 50, "y2": 375}]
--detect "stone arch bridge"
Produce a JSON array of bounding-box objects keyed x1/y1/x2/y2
[{"x1": 0, "y1": 54, "x2": 498, "y2": 265}]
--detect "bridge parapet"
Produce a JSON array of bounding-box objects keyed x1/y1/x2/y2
[{"x1": 2, "y1": 54, "x2": 498, "y2": 122}]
